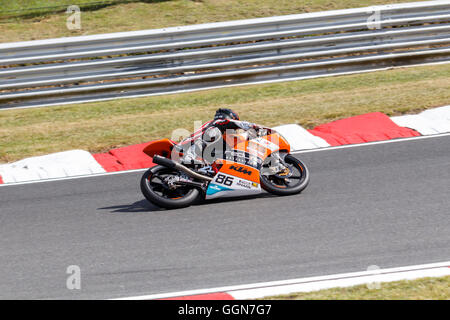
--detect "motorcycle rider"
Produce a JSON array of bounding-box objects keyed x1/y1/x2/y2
[{"x1": 176, "y1": 108, "x2": 271, "y2": 165}]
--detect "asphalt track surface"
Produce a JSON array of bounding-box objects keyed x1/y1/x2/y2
[{"x1": 0, "y1": 135, "x2": 449, "y2": 299}]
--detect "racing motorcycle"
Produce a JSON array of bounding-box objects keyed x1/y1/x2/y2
[{"x1": 140, "y1": 128, "x2": 309, "y2": 209}]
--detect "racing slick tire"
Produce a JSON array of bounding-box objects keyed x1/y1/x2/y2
[
  {"x1": 140, "y1": 165, "x2": 201, "y2": 209},
  {"x1": 260, "y1": 154, "x2": 309, "y2": 196}
]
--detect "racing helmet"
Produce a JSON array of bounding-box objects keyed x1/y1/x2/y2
[{"x1": 214, "y1": 108, "x2": 240, "y2": 121}]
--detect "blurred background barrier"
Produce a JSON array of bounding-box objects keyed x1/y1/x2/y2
[{"x1": 0, "y1": 0, "x2": 449, "y2": 110}]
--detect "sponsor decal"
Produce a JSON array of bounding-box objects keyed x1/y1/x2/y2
[
  {"x1": 224, "y1": 150, "x2": 262, "y2": 169},
  {"x1": 236, "y1": 179, "x2": 252, "y2": 189},
  {"x1": 252, "y1": 137, "x2": 279, "y2": 152},
  {"x1": 230, "y1": 165, "x2": 252, "y2": 176},
  {"x1": 235, "y1": 179, "x2": 259, "y2": 190},
  {"x1": 206, "y1": 183, "x2": 232, "y2": 195},
  {"x1": 247, "y1": 141, "x2": 267, "y2": 157}
]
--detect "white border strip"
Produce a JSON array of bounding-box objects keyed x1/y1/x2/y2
[
  {"x1": 293, "y1": 132, "x2": 450, "y2": 154},
  {"x1": 112, "y1": 261, "x2": 450, "y2": 300},
  {"x1": 0, "y1": 167, "x2": 147, "y2": 187},
  {"x1": 1, "y1": 132, "x2": 449, "y2": 188}
]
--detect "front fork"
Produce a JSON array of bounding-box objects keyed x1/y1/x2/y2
[{"x1": 263, "y1": 152, "x2": 289, "y2": 176}]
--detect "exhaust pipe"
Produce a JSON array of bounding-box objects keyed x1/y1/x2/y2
[{"x1": 152, "y1": 155, "x2": 213, "y2": 181}]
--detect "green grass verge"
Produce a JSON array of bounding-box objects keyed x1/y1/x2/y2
[
  {"x1": 0, "y1": 63, "x2": 449, "y2": 163},
  {"x1": 0, "y1": 1, "x2": 147, "y2": 19},
  {"x1": 264, "y1": 276, "x2": 450, "y2": 300},
  {"x1": 0, "y1": 0, "x2": 128, "y2": 12},
  {"x1": 0, "y1": 0, "x2": 425, "y2": 42}
]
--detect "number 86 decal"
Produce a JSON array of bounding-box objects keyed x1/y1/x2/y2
[{"x1": 215, "y1": 174, "x2": 234, "y2": 186}]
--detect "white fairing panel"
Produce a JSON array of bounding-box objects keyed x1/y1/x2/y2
[{"x1": 205, "y1": 172, "x2": 262, "y2": 199}]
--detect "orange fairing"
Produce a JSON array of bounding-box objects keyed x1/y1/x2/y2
[
  {"x1": 272, "y1": 132, "x2": 291, "y2": 153},
  {"x1": 143, "y1": 139, "x2": 175, "y2": 158},
  {"x1": 219, "y1": 161, "x2": 260, "y2": 183},
  {"x1": 231, "y1": 132, "x2": 291, "y2": 159}
]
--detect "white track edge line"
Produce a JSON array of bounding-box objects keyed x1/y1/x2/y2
[
  {"x1": 292, "y1": 132, "x2": 450, "y2": 154},
  {"x1": 0, "y1": 168, "x2": 148, "y2": 187},
  {"x1": 111, "y1": 261, "x2": 450, "y2": 300}
]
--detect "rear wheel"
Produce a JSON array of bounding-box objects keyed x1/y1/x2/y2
[
  {"x1": 260, "y1": 154, "x2": 309, "y2": 196},
  {"x1": 140, "y1": 165, "x2": 200, "y2": 209}
]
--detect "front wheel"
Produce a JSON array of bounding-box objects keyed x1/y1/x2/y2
[
  {"x1": 140, "y1": 165, "x2": 201, "y2": 209},
  {"x1": 260, "y1": 154, "x2": 309, "y2": 196}
]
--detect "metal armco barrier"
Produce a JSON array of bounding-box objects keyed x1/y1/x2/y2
[{"x1": 0, "y1": 0, "x2": 449, "y2": 110}]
